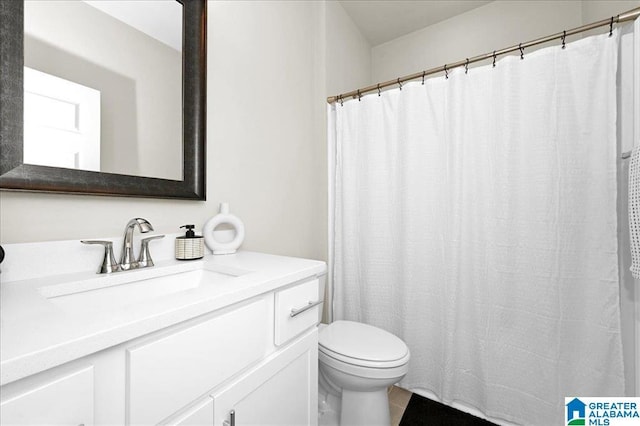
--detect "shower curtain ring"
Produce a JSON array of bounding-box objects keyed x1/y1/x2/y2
[
  {"x1": 519, "y1": 43, "x2": 524, "y2": 60},
  {"x1": 492, "y1": 51, "x2": 497, "y2": 68},
  {"x1": 339, "y1": 95, "x2": 343, "y2": 107},
  {"x1": 377, "y1": 83, "x2": 381, "y2": 96},
  {"x1": 444, "y1": 64, "x2": 448, "y2": 80},
  {"x1": 397, "y1": 78, "x2": 403, "y2": 90},
  {"x1": 421, "y1": 71, "x2": 425, "y2": 85},
  {"x1": 609, "y1": 16, "x2": 614, "y2": 36},
  {"x1": 357, "y1": 90, "x2": 361, "y2": 101},
  {"x1": 561, "y1": 30, "x2": 566, "y2": 49},
  {"x1": 465, "y1": 58, "x2": 469, "y2": 74}
]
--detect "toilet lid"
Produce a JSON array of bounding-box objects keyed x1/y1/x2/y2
[{"x1": 319, "y1": 321, "x2": 409, "y2": 366}]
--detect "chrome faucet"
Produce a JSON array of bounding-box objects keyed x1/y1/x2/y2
[
  {"x1": 82, "y1": 218, "x2": 164, "y2": 274},
  {"x1": 120, "y1": 218, "x2": 154, "y2": 270}
]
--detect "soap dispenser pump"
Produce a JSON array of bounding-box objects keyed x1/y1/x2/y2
[{"x1": 175, "y1": 224, "x2": 204, "y2": 260}]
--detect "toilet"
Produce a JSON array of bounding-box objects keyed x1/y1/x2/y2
[{"x1": 318, "y1": 320, "x2": 410, "y2": 426}]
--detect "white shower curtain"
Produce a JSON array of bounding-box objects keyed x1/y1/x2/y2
[{"x1": 330, "y1": 31, "x2": 624, "y2": 425}]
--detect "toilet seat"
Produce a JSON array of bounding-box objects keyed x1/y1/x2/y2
[
  {"x1": 319, "y1": 321, "x2": 410, "y2": 369},
  {"x1": 319, "y1": 345, "x2": 411, "y2": 370}
]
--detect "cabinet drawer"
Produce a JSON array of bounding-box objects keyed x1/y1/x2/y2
[
  {"x1": 0, "y1": 367, "x2": 94, "y2": 425},
  {"x1": 127, "y1": 297, "x2": 270, "y2": 425},
  {"x1": 169, "y1": 398, "x2": 213, "y2": 426},
  {"x1": 275, "y1": 278, "x2": 320, "y2": 346}
]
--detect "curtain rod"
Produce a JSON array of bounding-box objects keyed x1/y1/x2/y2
[{"x1": 327, "y1": 6, "x2": 640, "y2": 104}]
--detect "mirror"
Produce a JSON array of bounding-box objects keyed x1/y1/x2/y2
[
  {"x1": 0, "y1": 0, "x2": 206, "y2": 199},
  {"x1": 23, "y1": 0, "x2": 183, "y2": 180}
]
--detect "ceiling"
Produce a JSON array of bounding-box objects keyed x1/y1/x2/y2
[
  {"x1": 338, "y1": 0, "x2": 493, "y2": 46},
  {"x1": 83, "y1": 0, "x2": 182, "y2": 51}
]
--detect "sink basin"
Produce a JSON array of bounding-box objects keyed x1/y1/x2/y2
[{"x1": 39, "y1": 264, "x2": 252, "y2": 311}]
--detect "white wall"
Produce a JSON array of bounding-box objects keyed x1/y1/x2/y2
[
  {"x1": 325, "y1": 1, "x2": 372, "y2": 95},
  {"x1": 372, "y1": 1, "x2": 583, "y2": 83},
  {"x1": 372, "y1": 0, "x2": 640, "y2": 84},
  {"x1": 206, "y1": 0, "x2": 327, "y2": 261},
  {"x1": 582, "y1": 1, "x2": 640, "y2": 27}
]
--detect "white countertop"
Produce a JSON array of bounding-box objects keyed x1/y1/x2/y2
[{"x1": 0, "y1": 251, "x2": 326, "y2": 386}]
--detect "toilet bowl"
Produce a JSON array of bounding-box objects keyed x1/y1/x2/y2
[{"x1": 318, "y1": 321, "x2": 410, "y2": 426}]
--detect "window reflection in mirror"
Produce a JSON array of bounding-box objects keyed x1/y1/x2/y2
[{"x1": 23, "y1": 0, "x2": 183, "y2": 181}]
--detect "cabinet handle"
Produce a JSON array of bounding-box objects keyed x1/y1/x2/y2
[
  {"x1": 223, "y1": 409, "x2": 235, "y2": 426},
  {"x1": 290, "y1": 300, "x2": 323, "y2": 317}
]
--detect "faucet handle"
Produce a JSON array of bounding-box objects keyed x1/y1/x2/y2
[
  {"x1": 138, "y1": 235, "x2": 165, "y2": 268},
  {"x1": 81, "y1": 240, "x2": 121, "y2": 274}
]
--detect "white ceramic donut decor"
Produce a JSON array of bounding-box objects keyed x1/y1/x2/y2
[{"x1": 202, "y1": 203, "x2": 245, "y2": 255}]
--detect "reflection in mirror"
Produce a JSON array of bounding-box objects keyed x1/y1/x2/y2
[
  {"x1": 0, "y1": 0, "x2": 205, "y2": 199},
  {"x1": 23, "y1": 0, "x2": 183, "y2": 180}
]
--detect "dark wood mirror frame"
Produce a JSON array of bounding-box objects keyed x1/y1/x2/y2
[{"x1": 0, "y1": 0, "x2": 206, "y2": 200}]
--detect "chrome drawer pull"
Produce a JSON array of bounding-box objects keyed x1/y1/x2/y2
[
  {"x1": 223, "y1": 409, "x2": 235, "y2": 426},
  {"x1": 290, "y1": 300, "x2": 323, "y2": 317}
]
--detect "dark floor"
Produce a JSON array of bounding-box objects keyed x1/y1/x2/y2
[{"x1": 399, "y1": 392, "x2": 497, "y2": 426}]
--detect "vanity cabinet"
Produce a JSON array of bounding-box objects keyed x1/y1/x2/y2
[
  {"x1": 127, "y1": 297, "x2": 271, "y2": 425},
  {"x1": 172, "y1": 398, "x2": 214, "y2": 425},
  {"x1": 0, "y1": 274, "x2": 322, "y2": 426},
  {"x1": 0, "y1": 368, "x2": 94, "y2": 425},
  {"x1": 212, "y1": 330, "x2": 318, "y2": 426}
]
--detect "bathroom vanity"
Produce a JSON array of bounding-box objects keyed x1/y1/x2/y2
[{"x1": 0, "y1": 249, "x2": 326, "y2": 425}]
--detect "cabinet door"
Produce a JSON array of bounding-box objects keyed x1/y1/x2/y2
[
  {"x1": 212, "y1": 329, "x2": 318, "y2": 426},
  {"x1": 0, "y1": 367, "x2": 94, "y2": 425},
  {"x1": 128, "y1": 297, "x2": 270, "y2": 425}
]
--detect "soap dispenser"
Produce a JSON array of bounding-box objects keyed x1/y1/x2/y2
[{"x1": 175, "y1": 225, "x2": 204, "y2": 260}]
